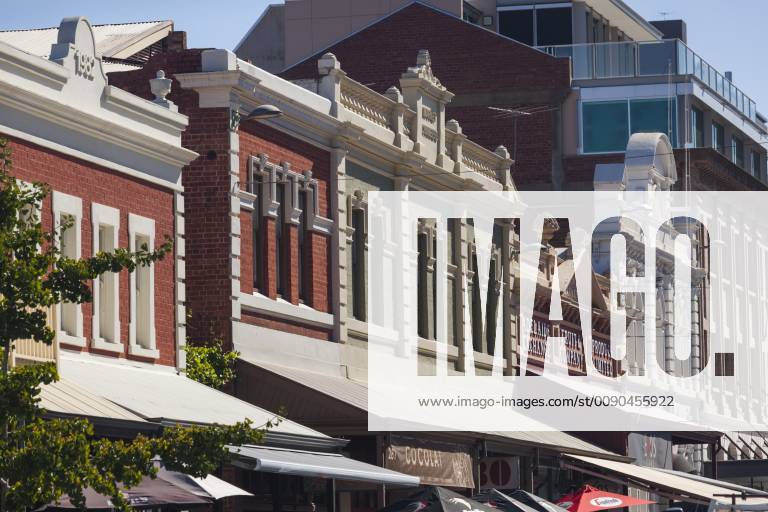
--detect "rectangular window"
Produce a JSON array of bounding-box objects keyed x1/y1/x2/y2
[
  {"x1": 536, "y1": 7, "x2": 572, "y2": 46},
  {"x1": 128, "y1": 214, "x2": 157, "y2": 358},
  {"x1": 351, "y1": 208, "x2": 366, "y2": 321},
  {"x1": 53, "y1": 191, "x2": 84, "y2": 346},
  {"x1": 297, "y1": 190, "x2": 307, "y2": 303},
  {"x1": 275, "y1": 182, "x2": 285, "y2": 298},
  {"x1": 92, "y1": 203, "x2": 121, "y2": 351},
  {"x1": 731, "y1": 136, "x2": 744, "y2": 168},
  {"x1": 498, "y1": 8, "x2": 534, "y2": 46},
  {"x1": 629, "y1": 98, "x2": 676, "y2": 147},
  {"x1": 252, "y1": 173, "x2": 263, "y2": 292},
  {"x1": 691, "y1": 106, "x2": 704, "y2": 148},
  {"x1": 752, "y1": 151, "x2": 762, "y2": 179},
  {"x1": 582, "y1": 100, "x2": 629, "y2": 153},
  {"x1": 712, "y1": 122, "x2": 725, "y2": 154}
]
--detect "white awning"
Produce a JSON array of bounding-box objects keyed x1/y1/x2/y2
[
  {"x1": 40, "y1": 378, "x2": 146, "y2": 423},
  {"x1": 230, "y1": 445, "x2": 420, "y2": 487},
  {"x1": 157, "y1": 469, "x2": 253, "y2": 500},
  {"x1": 242, "y1": 360, "x2": 624, "y2": 460},
  {"x1": 58, "y1": 355, "x2": 328, "y2": 438},
  {"x1": 563, "y1": 454, "x2": 768, "y2": 506}
]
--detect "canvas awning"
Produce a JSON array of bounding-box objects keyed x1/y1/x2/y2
[
  {"x1": 58, "y1": 355, "x2": 327, "y2": 438},
  {"x1": 562, "y1": 454, "x2": 768, "y2": 506},
  {"x1": 230, "y1": 445, "x2": 420, "y2": 487},
  {"x1": 40, "y1": 378, "x2": 159, "y2": 437},
  {"x1": 238, "y1": 359, "x2": 625, "y2": 460}
]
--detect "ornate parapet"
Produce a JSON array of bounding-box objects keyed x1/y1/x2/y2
[{"x1": 314, "y1": 52, "x2": 512, "y2": 189}]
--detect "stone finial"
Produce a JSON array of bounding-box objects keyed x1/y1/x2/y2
[
  {"x1": 446, "y1": 119, "x2": 461, "y2": 134},
  {"x1": 150, "y1": 70, "x2": 173, "y2": 106},
  {"x1": 318, "y1": 53, "x2": 340, "y2": 75},
  {"x1": 404, "y1": 49, "x2": 442, "y2": 88},
  {"x1": 494, "y1": 145, "x2": 510, "y2": 159},
  {"x1": 385, "y1": 86, "x2": 403, "y2": 103}
]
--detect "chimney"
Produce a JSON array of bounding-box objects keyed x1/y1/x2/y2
[
  {"x1": 725, "y1": 71, "x2": 733, "y2": 82},
  {"x1": 649, "y1": 19, "x2": 687, "y2": 43},
  {"x1": 165, "y1": 31, "x2": 187, "y2": 52}
]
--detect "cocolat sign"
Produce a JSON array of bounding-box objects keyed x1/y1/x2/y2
[
  {"x1": 367, "y1": 191, "x2": 768, "y2": 432},
  {"x1": 404, "y1": 447, "x2": 443, "y2": 468}
]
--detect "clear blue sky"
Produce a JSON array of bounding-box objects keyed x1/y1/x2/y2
[{"x1": 1, "y1": 0, "x2": 766, "y2": 112}]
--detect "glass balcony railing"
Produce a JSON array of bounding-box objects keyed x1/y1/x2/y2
[{"x1": 537, "y1": 39, "x2": 759, "y2": 124}]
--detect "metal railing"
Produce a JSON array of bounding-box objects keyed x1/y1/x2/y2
[{"x1": 537, "y1": 39, "x2": 759, "y2": 124}]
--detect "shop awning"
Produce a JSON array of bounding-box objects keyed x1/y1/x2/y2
[
  {"x1": 239, "y1": 360, "x2": 625, "y2": 461},
  {"x1": 562, "y1": 454, "x2": 768, "y2": 506},
  {"x1": 58, "y1": 355, "x2": 328, "y2": 439},
  {"x1": 230, "y1": 445, "x2": 420, "y2": 487},
  {"x1": 40, "y1": 378, "x2": 159, "y2": 436}
]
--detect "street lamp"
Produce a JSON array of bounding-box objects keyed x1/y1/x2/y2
[{"x1": 244, "y1": 104, "x2": 283, "y2": 120}]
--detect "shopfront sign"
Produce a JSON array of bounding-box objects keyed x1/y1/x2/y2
[{"x1": 385, "y1": 436, "x2": 475, "y2": 488}]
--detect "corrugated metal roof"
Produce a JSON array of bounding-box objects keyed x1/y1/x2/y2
[
  {"x1": 0, "y1": 20, "x2": 172, "y2": 59},
  {"x1": 482, "y1": 431, "x2": 621, "y2": 458},
  {"x1": 58, "y1": 356, "x2": 329, "y2": 439},
  {"x1": 40, "y1": 378, "x2": 147, "y2": 422},
  {"x1": 254, "y1": 361, "x2": 368, "y2": 412},
  {"x1": 244, "y1": 360, "x2": 622, "y2": 459}
]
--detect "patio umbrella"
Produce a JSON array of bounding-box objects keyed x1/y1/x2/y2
[
  {"x1": 40, "y1": 475, "x2": 213, "y2": 510},
  {"x1": 503, "y1": 490, "x2": 570, "y2": 512},
  {"x1": 556, "y1": 485, "x2": 655, "y2": 512},
  {"x1": 156, "y1": 468, "x2": 253, "y2": 500},
  {"x1": 473, "y1": 489, "x2": 543, "y2": 512},
  {"x1": 379, "y1": 486, "x2": 498, "y2": 512}
]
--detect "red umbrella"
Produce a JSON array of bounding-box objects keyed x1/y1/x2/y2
[{"x1": 556, "y1": 485, "x2": 655, "y2": 512}]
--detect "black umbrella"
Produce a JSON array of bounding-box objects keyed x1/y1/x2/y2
[
  {"x1": 502, "y1": 490, "x2": 570, "y2": 512},
  {"x1": 380, "y1": 487, "x2": 499, "y2": 512},
  {"x1": 473, "y1": 489, "x2": 542, "y2": 512},
  {"x1": 40, "y1": 475, "x2": 212, "y2": 510}
]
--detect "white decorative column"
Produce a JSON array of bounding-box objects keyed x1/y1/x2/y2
[
  {"x1": 663, "y1": 274, "x2": 675, "y2": 373},
  {"x1": 331, "y1": 142, "x2": 349, "y2": 344}
]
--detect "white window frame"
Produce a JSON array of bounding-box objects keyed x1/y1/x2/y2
[
  {"x1": 128, "y1": 213, "x2": 158, "y2": 359},
  {"x1": 52, "y1": 191, "x2": 85, "y2": 347},
  {"x1": 91, "y1": 203, "x2": 121, "y2": 353}
]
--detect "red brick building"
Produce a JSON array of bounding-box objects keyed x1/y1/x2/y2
[
  {"x1": 109, "y1": 49, "x2": 337, "y2": 350},
  {"x1": 1, "y1": 17, "x2": 194, "y2": 370},
  {"x1": 279, "y1": 2, "x2": 571, "y2": 190},
  {"x1": 1, "y1": 18, "x2": 347, "y2": 452}
]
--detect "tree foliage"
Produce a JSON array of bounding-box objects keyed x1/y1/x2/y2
[
  {"x1": 184, "y1": 339, "x2": 239, "y2": 390},
  {"x1": 0, "y1": 139, "x2": 272, "y2": 512}
]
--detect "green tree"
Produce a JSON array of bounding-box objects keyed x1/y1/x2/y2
[
  {"x1": 0, "y1": 139, "x2": 272, "y2": 512},
  {"x1": 184, "y1": 340, "x2": 239, "y2": 390}
]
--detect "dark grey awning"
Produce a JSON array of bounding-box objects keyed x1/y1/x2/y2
[{"x1": 230, "y1": 445, "x2": 420, "y2": 487}]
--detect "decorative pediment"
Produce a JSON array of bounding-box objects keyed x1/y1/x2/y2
[{"x1": 48, "y1": 17, "x2": 107, "y2": 92}]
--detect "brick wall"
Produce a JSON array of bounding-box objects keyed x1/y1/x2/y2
[
  {"x1": 563, "y1": 150, "x2": 768, "y2": 191},
  {"x1": 563, "y1": 153, "x2": 624, "y2": 190},
  {"x1": 110, "y1": 50, "x2": 236, "y2": 348},
  {"x1": 281, "y1": 2, "x2": 571, "y2": 188},
  {"x1": 4, "y1": 135, "x2": 177, "y2": 366},
  {"x1": 238, "y1": 122, "x2": 333, "y2": 340},
  {"x1": 111, "y1": 50, "x2": 334, "y2": 346}
]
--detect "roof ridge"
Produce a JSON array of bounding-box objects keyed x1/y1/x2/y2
[
  {"x1": 0, "y1": 19, "x2": 172, "y2": 34},
  {"x1": 281, "y1": 0, "x2": 556, "y2": 76}
]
